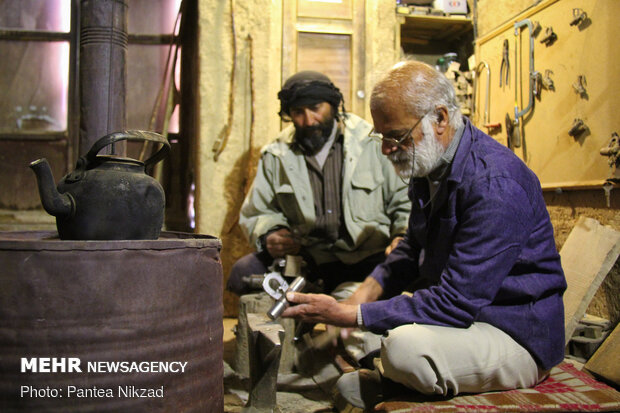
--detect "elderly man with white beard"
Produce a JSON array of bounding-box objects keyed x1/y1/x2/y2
[{"x1": 282, "y1": 61, "x2": 567, "y2": 409}]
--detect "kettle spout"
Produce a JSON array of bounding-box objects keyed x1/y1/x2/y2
[{"x1": 29, "y1": 158, "x2": 74, "y2": 218}]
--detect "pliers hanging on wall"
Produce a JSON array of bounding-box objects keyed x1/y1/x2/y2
[{"x1": 500, "y1": 39, "x2": 510, "y2": 87}]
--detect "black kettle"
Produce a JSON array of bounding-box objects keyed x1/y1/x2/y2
[{"x1": 30, "y1": 130, "x2": 170, "y2": 240}]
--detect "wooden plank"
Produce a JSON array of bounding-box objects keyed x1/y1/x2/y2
[
  {"x1": 561, "y1": 216, "x2": 620, "y2": 344},
  {"x1": 297, "y1": 0, "x2": 352, "y2": 20},
  {"x1": 296, "y1": 17, "x2": 353, "y2": 35},
  {"x1": 541, "y1": 180, "x2": 619, "y2": 191},
  {"x1": 585, "y1": 323, "x2": 620, "y2": 387},
  {"x1": 297, "y1": 32, "x2": 352, "y2": 108}
]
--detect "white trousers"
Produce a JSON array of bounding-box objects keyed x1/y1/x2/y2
[
  {"x1": 379, "y1": 322, "x2": 547, "y2": 396},
  {"x1": 332, "y1": 282, "x2": 546, "y2": 396},
  {"x1": 332, "y1": 282, "x2": 382, "y2": 363}
]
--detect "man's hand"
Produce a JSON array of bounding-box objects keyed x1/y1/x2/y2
[
  {"x1": 281, "y1": 292, "x2": 358, "y2": 327},
  {"x1": 265, "y1": 228, "x2": 301, "y2": 258},
  {"x1": 385, "y1": 236, "x2": 403, "y2": 255}
]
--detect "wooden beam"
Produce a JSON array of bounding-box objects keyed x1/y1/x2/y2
[{"x1": 585, "y1": 323, "x2": 620, "y2": 387}]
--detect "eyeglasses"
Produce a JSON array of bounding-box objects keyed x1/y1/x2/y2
[{"x1": 368, "y1": 114, "x2": 426, "y2": 147}]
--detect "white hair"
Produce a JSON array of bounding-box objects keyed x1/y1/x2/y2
[{"x1": 371, "y1": 61, "x2": 463, "y2": 130}]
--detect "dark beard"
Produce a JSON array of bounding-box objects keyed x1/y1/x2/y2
[{"x1": 294, "y1": 116, "x2": 335, "y2": 156}]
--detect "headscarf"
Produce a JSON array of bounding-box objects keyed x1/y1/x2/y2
[{"x1": 277, "y1": 71, "x2": 345, "y2": 119}]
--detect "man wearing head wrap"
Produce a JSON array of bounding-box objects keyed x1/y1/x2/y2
[{"x1": 228, "y1": 71, "x2": 411, "y2": 310}]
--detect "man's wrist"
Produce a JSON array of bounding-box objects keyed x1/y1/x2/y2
[{"x1": 356, "y1": 305, "x2": 365, "y2": 329}]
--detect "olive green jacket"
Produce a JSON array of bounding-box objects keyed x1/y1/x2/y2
[{"x1": 239, "y1": 113, "x2": 410, "y2": 265}]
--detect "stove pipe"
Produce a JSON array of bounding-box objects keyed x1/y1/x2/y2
[{"x1": 79, "y1": 0, "x2": 128, "y2": 156}]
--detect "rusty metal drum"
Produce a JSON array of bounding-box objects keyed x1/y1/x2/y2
[{"x1": 0, "y1": 231, "x2": 223, "y2": 412}]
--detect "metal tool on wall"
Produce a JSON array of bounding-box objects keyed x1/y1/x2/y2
[
  {"x1": 499, "y1": 39, "x2": 510, "y2": 88},
  {"x1": 542, "y1": 69, "x2": 555, "y2": 91},
  {"x1": 568, "y1": 118, "x2": 589, "y2": 138},
  {"x1": 572, "y1": 75, "x2": 588, "y2": 99},
  {"x1": 531, "y1": 21, "x2": 542, "y2": 38},
  {"x1": 600, "y1": 132, "x2": 620, "y2": 208},
  {"x1": 570, "y1": 8, "x2": 590, "y2": 29},
  {"x1": 473, "y1": 61, "x2": 490, "y2": 126},
  {"x1": 510, "y1": 18, "x2": 538, "y2": 149},
  {"x1": 600, "y1": 132, "x2": 619, "y2": 205},
  {"x1": 533, "y1": 71, "x2": 543, "y2": 101},
  {"x1": 539, "y1": 27, "x2": 558, "y2": 46},
  {"x1": 505, "y1": 113, "x2": 514, "y2": 149},
  {"x1": 600, "y1": 132, "x2": 620, "y2": 170},
  {"x1": 600, "y1": 131, "x2": 619, "y2": 207}
]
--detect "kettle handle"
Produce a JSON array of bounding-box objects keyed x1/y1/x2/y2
[{"x1": 85, "y1": 130, "x2": 170, "y2": 167}]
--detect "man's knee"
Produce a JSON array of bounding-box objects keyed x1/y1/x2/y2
[
  {"x1": 379, "y1": 323, "x2": 543, "y2": 396},
  {"x1": 381, "y1": 324, "x2": 437, "y2": 367},
  {"x1": 379, "y1": 324, "x2": 443, "y2": 394},
  {"x1": 226, "y1": 252, "x2": 270, "y2": 295}
]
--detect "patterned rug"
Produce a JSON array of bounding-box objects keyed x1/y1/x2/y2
[{"x1": 375, "y1": 362, "x2": 620, "y2": 412}]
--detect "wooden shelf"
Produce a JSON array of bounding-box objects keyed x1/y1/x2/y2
[{"x1": 398, "y1": 13, "x2": 473, "y2": 44}]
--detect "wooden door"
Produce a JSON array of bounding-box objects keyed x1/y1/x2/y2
[{"x1": 282, "y1": 0, "x2": 366, "y2": 117}]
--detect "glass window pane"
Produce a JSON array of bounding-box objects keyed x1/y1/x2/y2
[
  {"x1": 0, "y1": 0, "x2": 71, "y2": 32},
  {"x1": 0, "y1": 40, "x2": 69, "y2": 133},
  {"x1": 127, "y1": 44, "x2": 179, "y2": 133},
  {"x1": 128, "y1": 0, "x2": 182, "y2": 35}
]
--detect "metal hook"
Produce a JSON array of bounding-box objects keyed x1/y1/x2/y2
[
  {"x1": 539, "y1": 27, "x2": 557, "y2": 46},
  {"x1": 474, "y1": 61, "x2": 491, "y2": 125},
  {"x1": 572, "y1": 75, "x2": 587, "y2": 97},
  {"x1": 568, "y1": 118, "x2": 588, "y2": 138},
  {"x1": 542, "y1": 69, "x2": 555, "y2": 91},
  {"x1": 570, "y1": 8, "x2": 587, "y2": 27}
]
